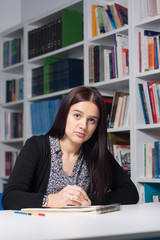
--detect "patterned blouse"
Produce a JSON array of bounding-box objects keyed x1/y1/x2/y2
[{"x1": 46, "y1": 137, "x2": 90, "y2": 194}]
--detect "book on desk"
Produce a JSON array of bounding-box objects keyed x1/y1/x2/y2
[{"x1": 21, "y1": 203, "x2": 120, "y2": 215}]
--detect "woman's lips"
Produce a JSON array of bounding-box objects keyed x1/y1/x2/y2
[{"x1": 75, "y1": 131, "x2": 85, "y2": 138}]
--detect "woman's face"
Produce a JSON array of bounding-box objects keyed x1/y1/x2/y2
[{"x1": 64, "y1": 101, "x2": 100, "y2": 146}]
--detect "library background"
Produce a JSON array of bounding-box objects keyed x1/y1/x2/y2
[{"x1": 0, "y1": 0, "x2": 160, "y2": 206}]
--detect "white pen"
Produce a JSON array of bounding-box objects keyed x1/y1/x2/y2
[
  {"x1": 61, "y1": 169, "x2": 75, "y2": 185},
  {"x1": 61, "y1": 169, "x2": 88, "y2": 202}
]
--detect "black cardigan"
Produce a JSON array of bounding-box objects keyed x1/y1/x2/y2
[{"x1": 2, "y1": 135, "x2": 139, "y2": 210}]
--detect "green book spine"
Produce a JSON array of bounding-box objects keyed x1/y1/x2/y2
[
  {"x1": 43, "y1": 57, "x2": 61, "y2": 94},
  {"x1": 62, "y1": 9, "x2": 83, "y2": 47}
]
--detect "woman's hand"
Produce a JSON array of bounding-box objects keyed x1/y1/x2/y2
[{"x1": 46, "y1": 185, "x2": 91, "y2": 208}]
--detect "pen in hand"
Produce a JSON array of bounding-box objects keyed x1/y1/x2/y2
[
  {"x1": 61, "y1": 169, "x2": 75, "y2": 185},
  {"x1": 61, "y1": 169, "x2": 88, "y2": 202}
]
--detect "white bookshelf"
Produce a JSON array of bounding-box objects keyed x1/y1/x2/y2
[
  {"x1": 132, "y1": 0, "x2": 160, "y2": 201},
  {"x1": 1, "y1": 0, "x2": 158, "y2": 202}
]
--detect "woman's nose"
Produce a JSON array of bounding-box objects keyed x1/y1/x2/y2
[{"x1": 80, "y1": 119, "x2": 87, "y2": 129}]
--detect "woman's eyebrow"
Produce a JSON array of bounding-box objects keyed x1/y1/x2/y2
[{"x1": 73, "y1": 109, "x2": 99, "y2": 119}]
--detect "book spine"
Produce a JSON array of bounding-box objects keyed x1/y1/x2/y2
[
  {"x1": 138, "y1": 83, "x2": 150, "y2": 124},
  {"x1": 148, "y1": 82, "x2": 158, "y2": 123}
]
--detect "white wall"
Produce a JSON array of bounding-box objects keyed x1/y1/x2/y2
[
  {"x1": 21, "y1": 0, "x2": 76, "y2": 22},
  {"x1": 0, "y1": 0, "x2": 77, "y2": 33},
  {"x1": 0, "y1": 0, "x2": 21, "y2": 33}
]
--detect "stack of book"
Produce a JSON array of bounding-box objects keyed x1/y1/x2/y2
[
  {"x1": 49, "y1": 58, "x2": 83, "y2": 92},
  {"x1": 92, "y1": 3, "x2": 128, "y2": 37},
  {"x1": 5, "y1": 112, "x2": 23, "y2": 139},
  {"x1": 108, "y1": 91, "x2": 130, "y2": 128},
  {"x1": 139, "y1": 30, "x2": 160, "y2": 73},
  {"x1": 28, "y1": 9, "x2": 83, "y2": 59},
  {"x1": 138, "y1": 81, "x2": 160, "y2": 124},
  {"x1": 141, "y1": 0, "x2": 160, "y2": 19},
  {"x1": 3, "y1": 38, "x2": 21, "y2": 68},
  {"x1": 6, "y1": 78, "x2": 24, "y2": 102},
  {"x1": 30, "y1": 98, "x2": 62, "y2": 135},
  {"x1": 89, "y1": 33, "x2": 128, "y2": 83},
  {"x1": 32, "y1": 58, "x2": 84, "y2": 96},
  {"x1": 108, "y1": 132, "x2": 130, "y2": 177},
  {"x1": 144, "y1": 141, "x2": 160, "y2": 179},
  {"x1": 5, "y1": 151, "x2": 18, "y2": 177},
  {"x1": 113, "y1": 144, "x2": 130, "y2": 177},
  {"x1": 103, "y1": 96, "x2": 113, "y2": 127},
  {"x1": 32, "y1": 66, "x2": 44, "y2": 97}
]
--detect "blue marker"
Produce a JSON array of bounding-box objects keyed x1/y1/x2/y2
[{"x1": 14, "y1": 211, "x2": 31, "y2": 215}]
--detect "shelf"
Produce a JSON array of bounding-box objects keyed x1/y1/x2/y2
[
  {"x1": 1, "y1": 62, "x2": 24, "y2": 75},
  {"x1": 89, "y1": 77, "x2": 129, "y2": 93},
  {"x1": 27, "y1": 88, "x2": 71, "y2": 102},
  {"x1": 28, "y1": 41, "x2": 84, "y2": 64},
  {"x1": 90, "y1": 25, "x2": 129, "y2": 44},
  {"x1": 135, "y1": 69, "x2": 160, "y2": 80},
  {"x1": 1, "y1": 138, "x2": 24, "y2": 144},
  {"x1": 1, "y1": 0, "x2": 158, "y2": 202},
  {"x1": 1, "y1": 100, "x2": 23, "y2": 110},
  {"x1": 0, "y1": 176, "x2": 9, "y2": 181},
  {"x1": 107, "y1": 127, "x2": 130, "y2": 133},
  {"x1": 135, "y1": 15, "x2": 160, "y2": 29},
  {"x1": 136, "y1": 124, "x2": 160, "y2": 131},
  {"x1": 138, "y1": 178, "x2": 160, "y2": 183}
]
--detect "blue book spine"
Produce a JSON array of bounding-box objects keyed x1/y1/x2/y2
[
  {"x1": 114, "y1": 34, "x2": 119, "y2": 78},
  {"x1": 154, "y1": 37, "x2": 159, "y2": 69},
  {"x1": 144, "y1": 30, "x2": 160, "y2": 36},
  {"x1": 30, "y1": 103, "x2": 38, "y2": 135},
  {"x1": 37, "y1": 102, "x2": 43, "y2": 135},
  {"x1": 138, "y1": 83, "x2": 149, "y2": 124}
]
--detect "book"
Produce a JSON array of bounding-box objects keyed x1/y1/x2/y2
[
  {"x1": 30, "y1": 98, "x2": 62, "y2": 135},
  {"x1": 91, "y1": 3, "x2": 128, "y2": 37},
  {"x1": 32, "y1": 66, "x2": 44, "y2": 97},
  {"x1": 92, "y1": 5, "x2": 98, "y2": 37},
  {"x1": 21, "y1": 203, "x2": 120, "y2": 215},
  {"x1": 114, "y1": 33, "x2": 129, "y2": 78},
  {"x1": 142, "y1": 82, "x2": 154, "y2": 124},
  {"x1": 138, "y1": 83, "x2": 150, "y2": 124},
  {"x1": 109, "y1": 91, "x2": 129, "y2": 128},
  {"x1": 49, "y1": 58, "x2": 84, "y2": 92},
  {"x1": 62, "y1": 9, "x2": 83, "y2": 47},
  {"x1": 6, "y1": 78, "x2": 24, "y2": 102},
  {"x1": 43, "y1": 57, "x2": 61, "y2": 95},
  {"x1": 3, "y1": 37, "x2": 21, "y2": 68},
  {"x1": 28, "y1": 9, "x2": 83, "y2": 59},
  {"x1": 5, "y1": 112, "x2": 23, "y2": 139},
  {"x1": 148, "y1": 82, "x2": 158, "y2": 123},
  {"x1": 5, "y1": 151, "x2": 18, "y2": 177},
  {"x1": 89, "y1": 44, "x2": 113, "y2": 83},
  {"x1": 144, "y1": 141, "x2": 160, "y2": 179},
  {"x1": 108, "y1": 132, "x2": 130, "y2": 155},
  {"x1": 141, "y1": 0, "x2": 158, "y2": 18},
  {"x1": 113, "y1": 144, "x2": 130, "y2": 177},
  {"x1": 115, "y1": 3, "x2": 128, "y2": 25},
  {"x1": 96, "y1": 6, "x2": 105, "y2": 35},
  {"x1": 139, "y1": 30, "x2": 160, "y2": 72},
  {"x1": 103, "y1": 96, "x2": 113, "y2": 126}
]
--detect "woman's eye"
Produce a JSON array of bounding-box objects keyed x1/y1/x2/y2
[
  {"x1": 74, "y1": 114, "x2": 80, "y2": 119},
  {"x1": 89, "y1": 118, "x2": 95, "y2": 124}
]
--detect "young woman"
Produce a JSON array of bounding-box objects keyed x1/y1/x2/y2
[{"x1": 2, "y1": 86, "x2": 139, "y2": 210}]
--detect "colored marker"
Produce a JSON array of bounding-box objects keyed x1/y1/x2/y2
[
  {"x1": 14, "y1": 211, "x2": 31, "y2": 215},
  {"x1": 29, "y1": 212, "x2": 45, "y2": 216}
]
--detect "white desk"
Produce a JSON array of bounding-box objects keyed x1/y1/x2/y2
[{"x1": 0, "y1": 202, "x2": 160, "y2": 240}]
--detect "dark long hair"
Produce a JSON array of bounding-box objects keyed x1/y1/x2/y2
[{"x1": 47, "y1": 86, "x2": 112, "y2": 199}]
